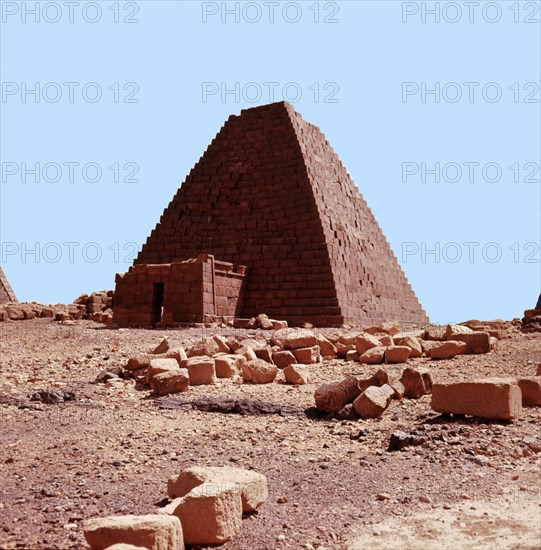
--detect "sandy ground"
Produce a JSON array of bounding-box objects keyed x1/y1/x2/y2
[{"x1": 0, "y1": 319, "x2": 540, "y2": 550}]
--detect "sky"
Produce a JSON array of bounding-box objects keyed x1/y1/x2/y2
[{"x1": 1, "y1": 0, "x2": 540, "y2": 324}]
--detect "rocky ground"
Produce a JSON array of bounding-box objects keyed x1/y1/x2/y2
[{"x1": 0, "y1": 319, "x2": 540, "y2": 550}]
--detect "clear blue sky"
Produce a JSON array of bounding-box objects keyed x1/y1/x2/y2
[{"x1": 1, "y1": 0, "x2": 540, "y2": 324}]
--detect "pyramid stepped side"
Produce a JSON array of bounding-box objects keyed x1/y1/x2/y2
[
  {"x1": 288, "y1": 106, "x2": 428, "y2": 324},
  {"x1": 135, "y1": 102, "x2": 342, "y2": 325},
  {"x1": 0, "y1": 267, "x2": 17, "y2": 304}
]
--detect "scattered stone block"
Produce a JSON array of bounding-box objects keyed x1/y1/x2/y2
[
  {"x1": 212, "y1": 335, "x2": 231, "y2": 354},
  {"x1": 355, "y1": 333, "x2": 380, "y2": 355},
  {"x1": 151, "y1": 369, "x2": 189, "y2": 396},
  {"x1": 276, "y1": 328, "x2": 317, "y2": 350},
  {"x1": 242, "y1": 359, "x2": 278, "y2": 384},
  {"x1": 427, "y1": 340, "x2": 467, "y2": 360},
  {"x1": 292, "y1": 345, "x2": 320, "y2": 364},
  {"x1": 214, "y1": 355, "x2": 245, "y2": 379},
  {"x1": 339, "y1": 332, "x2": 363, "y2": 346},
  {"x1": 315, "y1": 335, "x2": 337, "y2": 357},
  {"x1": 352, "y1": 384, "x2": 394, "y2": 418},
  {"x1": 271, "y1": 350, "x2": 296, "y2": 369},
  {"x1": 393, "y1": 335, "x2": 423, "y2": 358},
  {"x1": 335, "y1": 342, "x2": 355, "y2": 358},
  {"x1": 431, "y1": 379, "x2": 522, "y2": 420},
  {"x1": 359, "y1": 346, "x2": 385, "y2": 364},
  {"x1": 385, "y1": 345, "x2": 411, "y2": 364},
  {"x1": 452, "y1": 331, "x2": 491, "y2": 354},
  {"x1": 400, "y1": 367, "x2": 433, "y2": 399},
  {"x1": 314, "y1": 376, "x2": 361, "y2": 413},
  {"x1": 147, "y1": 358, "x2": 180, "y2": 384},
  {"x1": 234, "y1": 345, "x2": 257, "y2": 362},
  {"x1": 187, "y1": 338, "x2": 220, "y2": 358},
  {"x1": 445, "y1": 324, "x2": 474, "y2": 339},
  {"x1": 255, "y1": 313, "x2": 274, "y2": 330},
  {"x1": 358, "y1": 368, "x2": 388, "y2": 393},
  {"x1": 425, "y1": 326, "x2": 446, "y2": 341},
  {"x1": 377, "y1": 334, "x2": 393, "y2": 347},
  {"x1": 152, "y1": 339, "x2": 170, "y2": 355},
  {"x1": 388, "y1": 430, "x2": 427, "y2": 451},
  {"x1": 167, "y1": 466, "x2": 268, "y2": 513},
  {"x1": 254, "y1": 347, "x2": 274, "y2": 364},
  {"x1": 388, "y1": 378, "x2": 405, "y2": 400},
  {"x1": 345, "y1": 350, "x2": 360, "y2": 362},
  {"x1": 271, "y1": 320, "x2": 288, "y2": 330},
  {"x1": 182, "y1": 356, "x2": 216, "y2": 385},
  {"x1": 83, "y1": 514, "x2": 183, "y2": 550},
  {"x1": 283, "y1": 364, "x2": 308, "y2": 385},
  {"x1": 365, "y1": 321, "x2": 402, "y2": 336}
]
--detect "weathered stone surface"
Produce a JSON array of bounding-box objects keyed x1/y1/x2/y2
[
  {"x1": 345, "y1": 350, "x2": 360, "y2": 362},
  {"x1": 425, "y1": 326, "x2": 446, "y2": 341},
  {"x1": 352, "y1": 384, "x2": 394, "y2": 418},
  {"x1": 385, "y1": 345, "x2": 411, "y2": 364},
  {"x1": 358, "y1": 368, "x2": 388, "y2": 393},
  {"x1": 162, "y1": 488, "x2": 242, "y2": 546},
  {"x1": 234, "y1": 345, "x2": 257, "y2": 362},
  {"x1": 181, "y1": 356, "x2": 216, "y2": 385},
  {"x1": 314, "y1": 376, "x2": 360, "y2": 413},
  {"x1": 167, "y1": 466, "x2": 267, "y2": 513},
  {"x1": 315, "y1": 335, "x2": 337, "y2": 357},
  {"x1": 292, "y1": 345, "x2": 320, "y2": 364},
  {"x1": 283, "y1": 364, "x2": 308, "y2": 385},
  {"x1": 365, "y1": 321, "x2": 402, "y2": 336},
  {"x1": 355, "y1": 333, "x2": 380, "y2": 355},
  {"x1": 151, "y1": 369, "x2": 189, "y2": 396},
  {"x1": 187, "y1": 338, "x2": 220, "y2": 358},
  {"x1": 431, "y1": 379, "x2": 522, "y2": 420},
  {"x1": 83, "y1": 514, "x2": 183, "y2": 550},
  {"x1": 147, "y1": 358, "x2": 180, "y2": 384},
  {"x1": 153, "y1": 339, "x2": 170, "y2": 355},
  {"x1": 278, "y1": 328, "x2": 317, "y2": 350},
  {"x1": 427, "y1": 340, "x2": 467, "y2": 360},
  {"x1": 214, "y1": 355, "x2": 245, "y2": 379},
  {"x1": 445, "y1": 324, "x2": 474, "y2": 339},
  {"x1": 254, "y1": 347, "x2": 274, "y2": 364},
  {"x1": 212, "y1": 335, "x2": 231, "y2": 354},
  {"x1": 400, "y1": 367, "x2": 433, "y2": 399},
  {"x1": 452, "y1": 331, "x2": 491, "y2": 354},
  {"x1": 359, "y1": 346, "x2": 385, "y2": 364},
  {"x1": 393, "y1": 336, "x2": 423, "y2": 358},
  {"x1": 271, "y1": 350, "x2": 297, "y2": 369},
  {"x1": 339, "y1": 332, "x2": 363, "y2": 346},
  {"x1": 377, "y1": 334, "x2": 393, "y2": 347},
  {"x1": 495, "y1": 376, "x2": 541, "y2": 406},
  {"x1": 255, "y1": 313, "x2": 274, "y2": 330},
  {"x1": 242, "y1": 359, "x2": 278, "y2": 384},
  {"x1": 388, "y1": 378, "x2": 405, "y2": 400}
]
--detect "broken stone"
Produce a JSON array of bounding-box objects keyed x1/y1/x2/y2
[
  {"x1": 424, "y1": 326, "x2": 446, "y2": 341},
  {"x1": 358, "y1": 368, "x2": 388, "y2": 393},
  {"x1": 393, "y1": 335, "x2": 423, "y2": 358},
  {"x1": 83, "y1": 514, "x2": 183, "y2": 550},
  {"x1": 352, "y1": 384, "x2": 394, "y2": 418},
  {"x1": 234, "y1": 345, "x2": 257, "y2": 362},
  {"x1": 274, "y1": 328, "x2": 317, "y2": 350},
  {"x1": 271, "y1": 350, "x2": 297, "y2": 369},
  {"x1": 365, "y1": 321, "x2": 402, "y2": 336},
  {"x1": 377, "y1": 334, "x2": 393, "y2": 347},
  {"x1": 167, "y1": 466, "x2": 268, "y2": 513},
  {"x1": 431, "y1": 379, "x2": 522, "y2": 421},
  {"x1": 335, "y1": 341, "x2": 355, "y2": 358},
  {"x1": 388, "y1": 378, "x2": 405, "y2": 400},
  {"x1": 385, "y1": 346, "x2": 411, "y2": 364},
  {"x1": 427, "y1": 340, "x2": 467, "y2": 360},
  {"x1": 181, "y1": 356, "x2": 217, "y2": 386},
  {"x1": 314, "y1": 376, "x2": 361, "y2": 413},
  {"x1": 242, "y1": 359, "x2": 278, "y2": 384},
  {"x1": 315, "y1": 335, "x2": 337, "y2": 357},
  {"x1": 451, "y1": 331, "x2": 491, "y2": 354},
  {"x1": 388, "y1": 430, "x2": 427, "y2": 451},
  {"x1": 254, "y1": 347, "x2": 274, "y2": 364},
  {"x1": 354, "y1": 333, "x2": 380, "y2": 355},
  {"x1": 187, "y1": 338, "x2": 220, "y2": 358},
  {"x1": 152, "y1": 339, "x2": 170, "y2": 355},
  {"x1": 283, "y1": 364, "x2": 308, "y2": 385},
  {"x1": 214, "y1": 355, "x2": 246, "y2": 379},
  {"x1": 400, "y1": 367, "x2": 433, "y2": 399},
  {"x1": 212, "y1": 335, "x2": 231, "y2": 354},
  {"x1": 255, "y1": 313, "x2": 274, "y2": 330},
  {"x1": 445, "y1": 324, "x2": 474, "y2": 339},
  {"x1": 359, "y1": 346, "x2": 385, "y2": 364},
  {"x1": 271, "y1": 320, "x2": 288, "y2": 330},
  {"x1": 292, "y1": 345, "x2": 320, "y2": 364},
  {"x1": 147, "y1": 358, "x2": 180, "y2": 384},
  {"x1": 151, "y1": 369, "x2": 189, "y2": 396},
  {"x1": 345, "y1": 350, "x2": 360, "y2": 362}
]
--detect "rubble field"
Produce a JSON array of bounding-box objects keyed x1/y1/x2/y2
[{"x1": 0, "y1": 318, "x2": 539, "y2": 550}]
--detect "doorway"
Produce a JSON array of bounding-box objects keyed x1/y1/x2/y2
[{"x1": 151, "y1": 282, "x2": 164, "y2": 326}]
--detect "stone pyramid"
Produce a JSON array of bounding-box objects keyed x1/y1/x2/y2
[
  {"x1": 116, "y1": 102, "x2": 428, "y2": 326},
  {"x1": 0, "y1": 267, "x2": 17, "y2": 304}
]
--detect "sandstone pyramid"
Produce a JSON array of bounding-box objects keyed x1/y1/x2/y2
[
  {"x1": 0, "y1": 267, "x2": 17, "y2": 304},
  {"x1": 115, "y1": 102, "x2": 428, "y2": 326}
]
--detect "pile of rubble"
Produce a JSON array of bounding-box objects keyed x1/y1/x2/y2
[
  {"x1": 83, "y1": 465, "x2": 268, "y2": 548},
  {"x1": 0, "y1": 290, "x2": 114, "y2": 323}
]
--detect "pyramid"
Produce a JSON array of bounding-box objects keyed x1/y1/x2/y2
[
  {"x1": 0, "y1": 267, "x2": 17, "y2": 304},
  {"x1": 114, "y1": 102, "x2": 428, "y2": 327}
]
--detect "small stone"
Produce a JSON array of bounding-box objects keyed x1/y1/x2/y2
[{"x1": 376, "y1": 493, "x2": 391, "y2": 501}]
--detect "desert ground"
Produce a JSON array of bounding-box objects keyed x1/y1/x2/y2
[{"x1": 0, "y1": 318, "x2": 540, "y2": 550}]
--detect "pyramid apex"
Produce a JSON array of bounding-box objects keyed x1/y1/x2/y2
[{"x1": 239, "y1": 100, "x2": 297, "y2": 117}]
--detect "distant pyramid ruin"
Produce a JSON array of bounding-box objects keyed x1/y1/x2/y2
[
  {"x1": 114, "y1": 102, "x2": 428, "y2": 327},
  {"x1": 0, "y1": 267, "x2": 17, "y2": 304}
]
